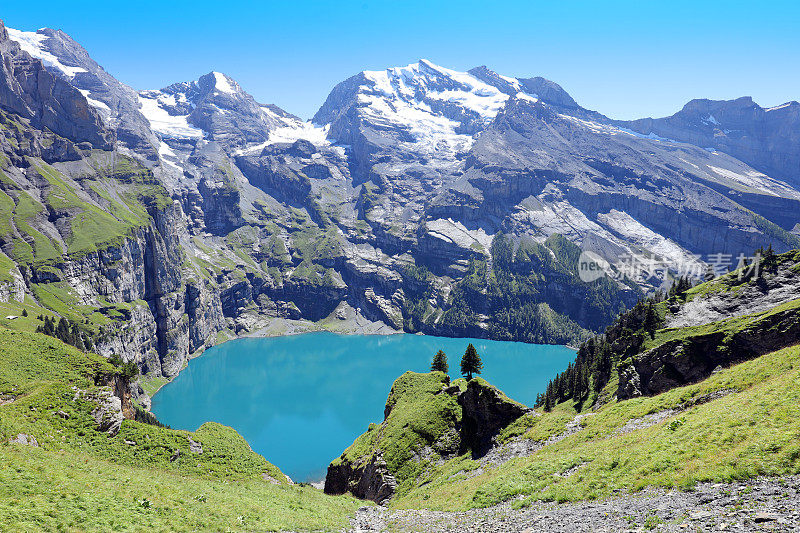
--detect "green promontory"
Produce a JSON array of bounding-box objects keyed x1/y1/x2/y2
[{"x1": 324, "y1": 371, "x2": 529, "y2": 502}]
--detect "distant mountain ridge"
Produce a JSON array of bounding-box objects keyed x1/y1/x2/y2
[{"x1": 618, "y1": 96, "x2": 800, "y2": 192}]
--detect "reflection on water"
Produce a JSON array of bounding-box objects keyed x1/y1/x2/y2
[{"x1": 152, "y1": 332, "x2": 575, "y2": 482}]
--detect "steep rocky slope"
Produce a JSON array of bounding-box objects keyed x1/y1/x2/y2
[
  {"x1": 1, "y1": 19, "x2": 799, "y2": 410},
  {"x1": 539, "y1": 248, "x2": 800, "y2": 408}
]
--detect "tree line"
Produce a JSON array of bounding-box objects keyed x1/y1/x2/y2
[
  {"x1": 36, "y1": 315, "x2": 96, "y2": 352},
  {"x1": 534, "y1": 284, "x2": 681, "y2": 411}
]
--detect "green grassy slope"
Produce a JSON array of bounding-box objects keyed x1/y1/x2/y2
[
  {"x1": 0, "y1": 327, "x2": 363, "y2": 531},
  {"x1": 0, "y1": 151, "x2": 171, "y2": 266},
  {"x1": 538, "y1": 248, "x2": 800, "y2": 409}
]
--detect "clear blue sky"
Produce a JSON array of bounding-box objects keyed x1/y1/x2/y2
[{"x1": 3, "y1": 0, "x2": 798, "y2": 120}]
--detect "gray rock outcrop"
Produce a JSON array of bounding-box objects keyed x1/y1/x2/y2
[
  {"x1": 90, "y1": 389, "x2": 124, "y2": 436},
  {"x1": 0, "y1": 21, "x2": 112, "y2": 150},
  {"x1": 458, "y1": 378, "x2": 531, "y2": 457},
  {"x1": 324, "y1": 453, "x2": 398, "y2": 504}
]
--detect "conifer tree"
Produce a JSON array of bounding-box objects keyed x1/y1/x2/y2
[
  {"x1": 644, "y1": 301, "x2": 659, "y2": 338},
  {"x1": 460, "y1": 343, "x2": 483, "y2": 380},
  {"x1": 431, "y1": 350, "x2": 448, "y2": 373},
  {"x1": 544, "y1": 391, "x2": 553, "y2": 412}
]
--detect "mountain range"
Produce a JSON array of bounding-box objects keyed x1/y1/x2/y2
[{"x1": 1, "y1": 20, "x2": 799, "y2": 407}]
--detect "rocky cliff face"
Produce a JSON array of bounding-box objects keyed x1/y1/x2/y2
[
  {"x1": 617, "y1": 251, "x2": 800, "y2": 399},
  {"x1": 9, "y1": 25, "x2": 159, "y2": 160},
  {"x1": 324, "y1": 453, "x2": 398, "y2": 504},
  {"x1": 0, "y1": 22, "x2": 112, "y2": 150},
  {"x1": 536, "y1": 249, "x2": 800, "y2": 415},
  {"x1": 458, "y1": 378, "x2": 530, "y2": 456}
]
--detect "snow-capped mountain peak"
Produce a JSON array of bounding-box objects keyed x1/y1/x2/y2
[
  {"x1": 361, "y1": 59, "x2": 513, "y2": 123},
  {"x1": 313, "y1": 60, "x2": 542, "y2": 161},
  {"x1": 138, "y1": 71, "x2": 331, "y2": 157}
]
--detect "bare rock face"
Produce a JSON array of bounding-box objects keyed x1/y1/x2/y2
[
  {"x1": 363, "y1": 288, "x2": 403, "y2": 329},
  {"x1": 618, "y1": 97, "x2": 800, "y2": 189},
  {"x1": 198, "y1": 176, "x2": 244, "y2": 235},
  {"x1": 8, "y1": 433, "x2": 39, "y2": 446},
  {"x1": 188, "y1": 436, "x2": 203, "y2": 454},
  {"x1": 90, "y1": 389, "x2": 124, "y2": 436},
  {"x1": 14, "y1": 26, "x2": 158, "y2": 159},
  {"x1": 458, "y1": 378, "x2": 531, "y2": 457},
  {"x1": 324, "y1": 453, "x2": 398, "y2": 504},
  {"x1": 0, "y1": 263, "x2": 24, "y2": 303},
  {"x1": 618, "y1": 304, "x2": 800, "y2": 399},
  {"x1": 235, "y1": 150, "x2": 313, "y2": 204},
  {"x1": 23, "y1": 200, "x2": 191, "y2": 379},
  {"x1": 618, "y1": 254, "x2": 800, "y2": 399}
]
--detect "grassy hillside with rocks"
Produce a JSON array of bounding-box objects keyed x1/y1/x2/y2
[
  {"x1": 327, "y1": 253, "x2": 800, "y2": 521},
  {"x1": 393, "y1": 343, "x2": 800, "y2": 511},
  {"x1": 0, "y1": 327, "x2": 363, "y2": 531}
]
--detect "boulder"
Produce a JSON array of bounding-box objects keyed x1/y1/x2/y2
[
  {"x1": 8, "y1": 433, "x2": 38, "y2": 447},
  {"x1": 188, "y1": 436, "x2": 203, "y2": 454},
  {"x1": 90, "y1": 390, "x2": 124, "y2": 436},
  {"x1": 324, "y1": 453, "x2": 397, "y2": 504}
]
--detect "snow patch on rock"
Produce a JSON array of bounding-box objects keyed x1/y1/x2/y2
[
  {"x1": 425, "y1": 218, "x2": 494, "y2": 253},
  {"x1": 597, "y1": 210, "x2": 703, "y2": 272},
  {"x1": 138, "y1": 93, "x2": 204, "y2": 139},
  {"x1": 706, "y1": 165, "x2": 800, "y2": 198},
  {"x1": 6, "y1": 27, "x2": 87, "y2": 78},
  {"x1": 212, "y1": 71, "x2": 236, "y2": 94},
  {"x1": 78, "y1": 89, "x2": 111, "y2": 113}
]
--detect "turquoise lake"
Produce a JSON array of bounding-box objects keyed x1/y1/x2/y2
[{"x1": 151, "y1": 333, "x2": 575, "y2": 482}]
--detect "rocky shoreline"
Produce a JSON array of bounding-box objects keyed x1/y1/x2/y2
[
  {"x1": 347, "y1": 476, "x2": 800, "y2": 532},
  {"x1": 143, "y1": 302, "x2": 400, "y2": 398},
  {"x1": 244, "y1": 302, "x2": 401, "y2": 339}
]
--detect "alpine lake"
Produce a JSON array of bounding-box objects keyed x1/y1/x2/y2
[{"x1": 151, "y1": 333, "x2": 575, "y2": 482}]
